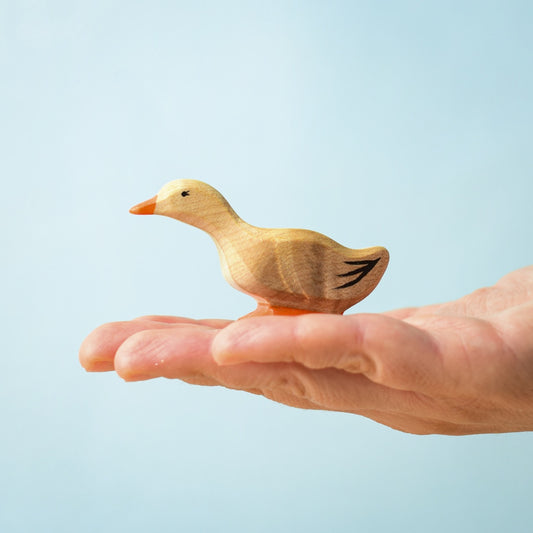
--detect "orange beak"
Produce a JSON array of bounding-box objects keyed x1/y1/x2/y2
[{"x1": 130, "y1": 196, "x2": 157, "y2": 215}]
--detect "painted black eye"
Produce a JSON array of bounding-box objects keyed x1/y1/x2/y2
[{"x1": 181, "y1": 190, "x2": 190, "y2": 197}]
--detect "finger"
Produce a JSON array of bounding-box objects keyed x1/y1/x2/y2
[
  {"x1": 114, "y1": 326, "x2": 220, "y2": 382},
  {"x1": 133, "y1": 315, "x2": 199, "y2": 323},
  {"x1": 79, "y1": 320, "x2": 216, "y2": 372},
  {"x1": 212, "y1": 313, "x2": 445, "y2": 392},
  {"x1": 252, "y1": 364, "x2": 425, "y2": 414},
  {"x1": 114, "y1": 325, "x2": 326, "y2": 409},
  {"x1": 382, "y1": 307, "x2": 420, "y2": 319},
  {"x1": 112, "y1": 325, "x2": 337, "y2": 402},
  {"x1": 134, "y1": 315, "x2": 232, "y2": 328},
  {"x1": 114, "y1": 326, "x2": 430, "y2": 415},
  {"x1": 213, "y1": 314, "x2": 370, "y2": 370}
]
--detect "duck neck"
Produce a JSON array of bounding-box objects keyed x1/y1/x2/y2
[{"x1": 178, "y1": 204, "x2": 249, "y2": 244}]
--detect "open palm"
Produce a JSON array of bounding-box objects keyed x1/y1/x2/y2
[{"x1": 80, "y1": 266, "x2": 533, "y2": 435}]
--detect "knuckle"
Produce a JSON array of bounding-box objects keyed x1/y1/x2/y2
[
  {"x1": 269, "y1": 367, "x2": 312, "y2": 399},
  {"x1": 291, "y1": 316, "x2": 314, "y2": 354}
]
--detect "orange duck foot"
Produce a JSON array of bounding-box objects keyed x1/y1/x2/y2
[{"x1": 239, "y1": 303, "x2": 322, "y2": 320}]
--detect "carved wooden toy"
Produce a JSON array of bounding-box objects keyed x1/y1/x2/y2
[{"x1": 130, "y1": 180, "x2": 389, "y2": 318}]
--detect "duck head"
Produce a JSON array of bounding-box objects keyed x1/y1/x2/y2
[{"x1": 130, "y1": 179, "x2": 238, "y2": 232}]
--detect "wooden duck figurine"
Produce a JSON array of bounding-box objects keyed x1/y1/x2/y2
[{"x1": 130, "y1": 180, "x2": 389, "y2": 317}]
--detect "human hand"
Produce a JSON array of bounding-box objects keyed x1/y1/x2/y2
[{"x1": 79, "y1": 267, "x2": 533, "y2": 435}]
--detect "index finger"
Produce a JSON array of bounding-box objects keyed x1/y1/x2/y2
[{"x1": 212, "y1": 313, "x2": 444, "y2": 391}]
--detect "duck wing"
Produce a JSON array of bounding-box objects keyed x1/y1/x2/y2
[{"x1": 334, "y1": 259, "x2": 381, "y2": 290}]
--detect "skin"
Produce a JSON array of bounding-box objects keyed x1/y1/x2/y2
[{"x1": 79, "y1": 266, "x2": 533, "y2": 435}]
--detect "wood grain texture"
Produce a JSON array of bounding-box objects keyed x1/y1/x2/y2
[{"x1": 130, "y1": 179, "x2": 389, "y2": 316}]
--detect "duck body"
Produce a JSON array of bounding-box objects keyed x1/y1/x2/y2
[
  {"x1": 215, "y1": 223, "x2": 388, "y2": 314},
  {"x1": 130, "y1": 179, "x2": 389, "y2": 316}
]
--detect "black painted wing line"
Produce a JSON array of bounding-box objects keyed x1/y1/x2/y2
[{"x1": 334, "y1": 259, "x2": 380, "y2": 290}]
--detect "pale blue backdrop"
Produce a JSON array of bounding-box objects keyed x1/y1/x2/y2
[{"x1": 1, "y1": 1, "x2": 532, "y2": 532}]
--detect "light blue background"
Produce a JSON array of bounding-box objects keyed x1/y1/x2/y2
[{"x1": 1, "y1": 1, "x2": 532, "y2": 531}]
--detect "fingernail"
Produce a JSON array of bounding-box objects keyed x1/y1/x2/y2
[{"x1": 85, "y1": 360, "x2": 114, "y2": 372}]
